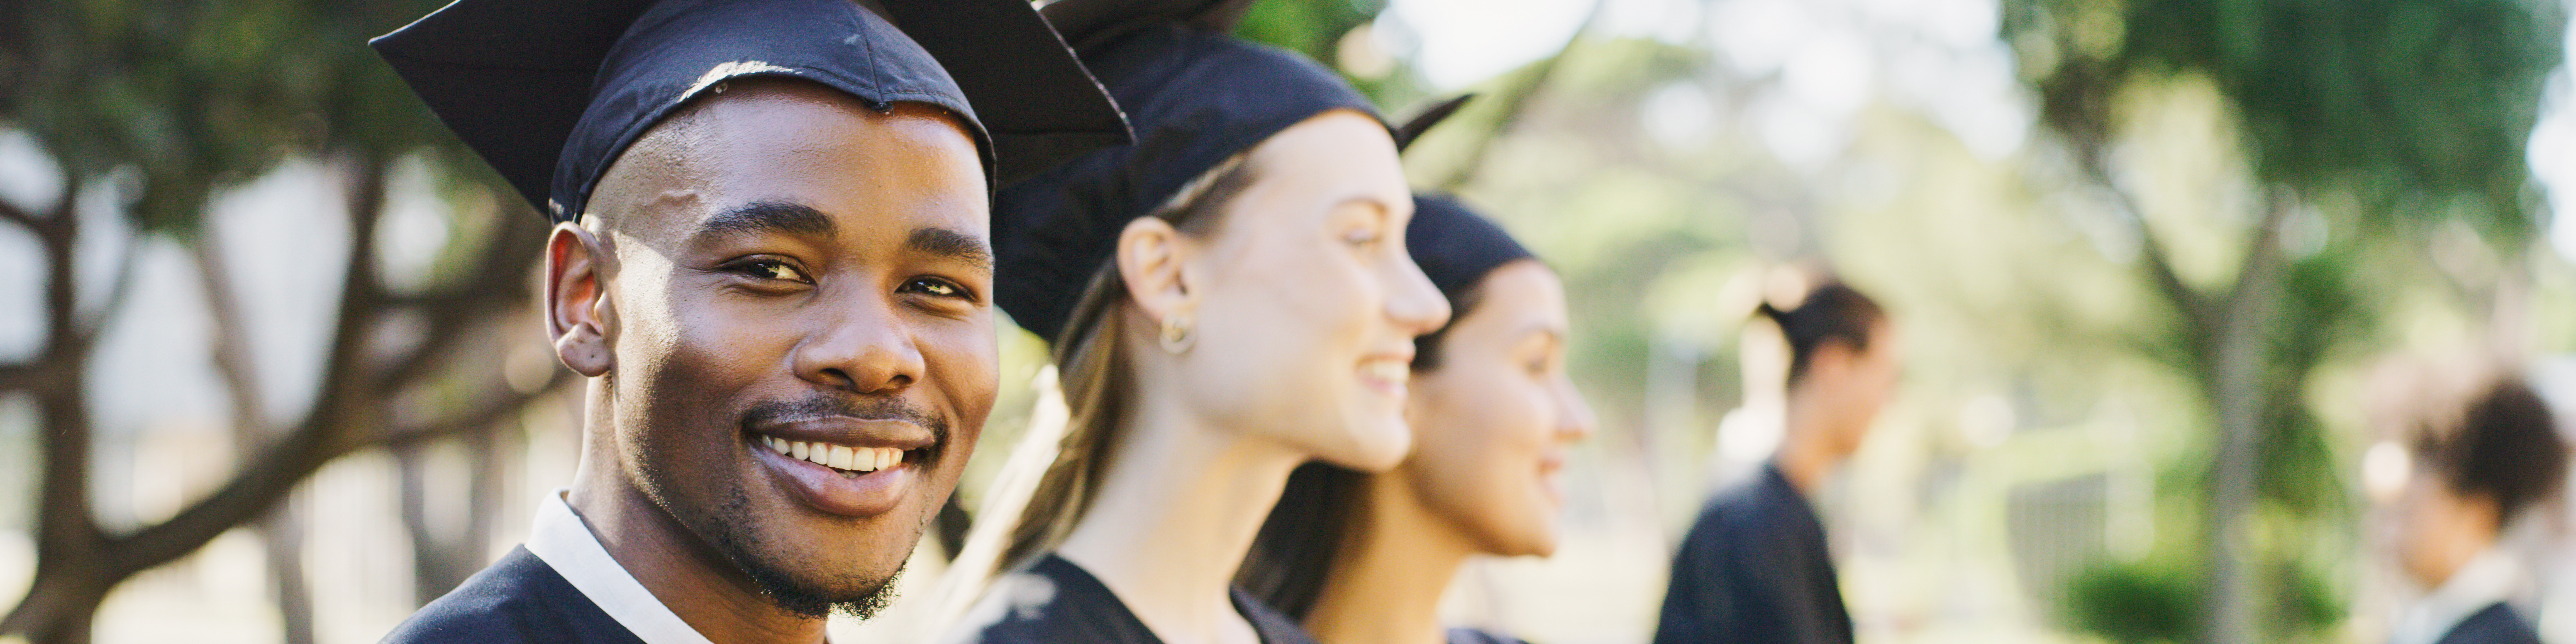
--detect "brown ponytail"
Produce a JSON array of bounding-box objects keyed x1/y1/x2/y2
[
  {"x1": 995, "y1": 153, "x2": 1260, "y2": 573},
  {"x1": 1758, "y1": 283, "x2": 1885, "y2": 387}
]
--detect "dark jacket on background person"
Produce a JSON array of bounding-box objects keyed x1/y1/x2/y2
[
  {"x1": 1652, "y1": 463, "x2": 1852, "y2": 644},
  {"x1": 2433, "y1": 603, "x2": 2543, "y2": 644}
]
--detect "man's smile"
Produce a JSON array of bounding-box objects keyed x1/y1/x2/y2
[{"x1": 746, "y1": 414, "x2": 942, "y2": 517}]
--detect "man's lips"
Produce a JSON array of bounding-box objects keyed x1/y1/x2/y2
[
  {"x1": 749, "y1": 416, "x2": 936, "y2": 450},
  {"x1": 746, "y1": 416, "x2": 938, "y2": 517}
]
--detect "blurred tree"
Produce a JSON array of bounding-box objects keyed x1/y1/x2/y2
[
  {"x1": 1998, "y1": 0, "x2": 2563, "y2": 641},
  {"x1": 0, "y1": 1, "x2": 564, "y2": 643}
]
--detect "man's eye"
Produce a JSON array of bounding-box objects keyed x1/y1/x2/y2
[
  {"x1": 739, "y1": 260, "x2": 809, "y2": 283},
  {"x1": 902, "y1": 277, "x2": 971, "y2": 299}
]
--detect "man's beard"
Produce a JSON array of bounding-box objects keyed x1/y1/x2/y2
[
  {"x1": 705, "y1": 481, "x2": 907, "y2": 619},
  {"x1": 639, "y1": 393, "x2": 950, "y2": 621}
]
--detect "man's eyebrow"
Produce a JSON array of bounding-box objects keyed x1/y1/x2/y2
[
  {"x1": 697, "y1": 201, "x2": 836, "y2": 237},
  {"x1": 908, "y1": 226, "x2": 992, "y2": 269}
]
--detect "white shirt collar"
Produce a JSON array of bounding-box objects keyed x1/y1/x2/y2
[
  {"x1": 2388, "y1": 548, "x2": 2523, "y2": 644},
  {"x1": 525, "y1": 489, "x2": 719, "y2": 644}
]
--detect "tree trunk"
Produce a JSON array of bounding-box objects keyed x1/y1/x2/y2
[
  {"x1": 261, "y1": 508, "x2": 317, "y2": 644},
  {"x1": 2200, "y1": 196, "x2": 2288, "y2": 644}
]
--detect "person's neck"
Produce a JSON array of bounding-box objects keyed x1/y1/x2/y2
[
  {"x1": 1772, "y1": 406, "x2": 1843, "y2": 497},
  {"x1": 1056, "y1": 397, "x2": 1306, "y2": 644},
  {"x1": 1303, "y1": 476, "x2": 1475, "y2": 644},
  {"x1": 568, "y1": 392, "x2": 825, "y2": 644}
]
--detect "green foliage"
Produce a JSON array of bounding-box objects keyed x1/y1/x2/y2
[
  {"x1": 2069, "y1": 557, "x2": 2340, "y2": 643},
  {"x1": 1232, "y1": 0, "x2": 1423, "y2": 108},
  {"x1": 2067, "y1": 560, "x2": 2200, "y2": 644},
  {"x1": 2007, "y1": 0, "x2": 2564, "y2": 238},
  {"x1": 1234, "y1": 0, "x2": 1380, "y2": 61},
  {"x1": 2267, "y1": 560, "x2": 2343, "y2": 640},
  {"x1": 4, "y1": 0, "x2": 459, "y2": 227}
]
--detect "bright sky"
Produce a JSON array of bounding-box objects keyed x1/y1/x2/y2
[
  {"x1": 1386, "y1": 0, "x2": 2026, "y2": 166},
  {"x1": 2528, "y1": 17, "x2": 2576, "y2": 260},
  {"x1": 1396, "y1": 0, "x2": 2576, "y2": 256}
]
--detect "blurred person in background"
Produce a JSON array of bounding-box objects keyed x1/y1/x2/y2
[
  {"x1": 1652, "y1": 283, "x2": 1898, "y2": 644},
  {"x1": 937, "y1": 0, "x2": 1449, "y2": 641},
  {"x1": 2385, "y1": 376, "x2": 2568, "y2": 644},
  {"x1": 366, "y1": 0, "x2": 1124, "y2": 641},
  {"x1": 1235, "y1": 193, "x2": 1597, "y2": 644}
]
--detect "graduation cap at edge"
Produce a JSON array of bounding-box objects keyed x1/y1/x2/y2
[
  {"x1": 1383, "y1": 94, "x2": 1534, "y2": 307},
  {"x1": 370, "y1": 0, "x2": 1132, "y2": 222},
  {"x1": 1391, "y1": 93, "x2": 1474, "y2": 152},
  {"x1": 996, "y1": 0, "x2": 1427, "y2": 342}
]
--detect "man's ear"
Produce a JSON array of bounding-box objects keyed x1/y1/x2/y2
[
  {"x1": 545, "y1": 222, "x2": 616, "y2": 377},
  {"x1": 1115, "y1": 216, "x2": 1199, "y2": 324}
]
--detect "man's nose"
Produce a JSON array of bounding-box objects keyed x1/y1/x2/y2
[{"x1": 792, "y1": 294, "x2": 923, "y2": 394}]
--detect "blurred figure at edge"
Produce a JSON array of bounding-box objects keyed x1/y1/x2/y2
[
  {"x1": 1652, "y1": 282, "x2": 1899, "y2": 644},
  {"x1": 2384, "y1": 376, "x2": 2567, "y2": 644}
]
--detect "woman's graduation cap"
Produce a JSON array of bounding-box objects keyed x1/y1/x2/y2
[
  {"x1": 1384, "y1": 95, "x2": 1533, "y2": 301},
  {"x1": 992, "y1": 0, "x2": 1390, "y2": 342},
  {"x1": 370, "y1": 0, "x2": 1132, "y2": 222},
  {"x1": 1406, "y1": 193, "x2": 1534, "y2": 306}
]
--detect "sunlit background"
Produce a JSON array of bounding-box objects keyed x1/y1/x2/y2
[{"x1": 4, "y1": 0, "x2": 2576, "y2": 642}]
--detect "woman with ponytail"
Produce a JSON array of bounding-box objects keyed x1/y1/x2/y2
[
  {"x1": 939, "y1": 0, "x2": 1449, "y2": 642},
  {"x1": 1235, "y1": 194, "x2": 1596, "y2": 644},
  {"x1": 1653, "y1": 281, "x2": 1899, "y2": 644}
]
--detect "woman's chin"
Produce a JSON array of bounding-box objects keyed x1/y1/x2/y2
[{"x1": 1312, "y1": 415, "x2": 1412, "y2": 472}]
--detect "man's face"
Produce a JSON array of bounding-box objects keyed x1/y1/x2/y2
[{"x1": 571, "y1": 79, "x2": 995, "y2": 618}]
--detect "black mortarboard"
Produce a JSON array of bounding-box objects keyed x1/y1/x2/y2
[
  {"x1": 991, "y1": 0, "x2": 1383, "y2": 342},
  {"x1": 370, "y1": 0, "x2": 1130, "y2": 222},
  {"x1": 1407, "y1": 193, "x2": 1535, "y2": 306}
]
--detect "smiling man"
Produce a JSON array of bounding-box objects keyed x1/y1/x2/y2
[{"x1": 369, "y1": 0, "x2": 1125, "y2": 642}]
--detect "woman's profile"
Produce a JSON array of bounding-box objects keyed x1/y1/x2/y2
[
  {"x1": 1237, "y1": 193, "x2": 1598, "y2": 644},
  {"x1": 936, "y1": 0, "x2": 1449, "y2": 642}
]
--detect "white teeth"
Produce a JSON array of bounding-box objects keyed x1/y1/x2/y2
[
  {"x1": 770, "y1": 438, "x2": 905, "y2": 473},
  {"x1": 1363, "y1": 360, "x2": 1409, "y2": 384}
]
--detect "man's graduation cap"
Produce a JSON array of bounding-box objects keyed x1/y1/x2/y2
[
  {"x1": 370, "y1": 0, "x2": 1131, "y2": 222},
  {"x1": 991, "y1": 0, "x2": 1392, "y2": 342}
]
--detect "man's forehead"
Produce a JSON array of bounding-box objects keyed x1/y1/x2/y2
[{"x1": 591, "y1": 81, "x2": 985, "y2": 238}]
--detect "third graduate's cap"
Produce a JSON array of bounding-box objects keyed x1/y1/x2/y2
[{"x1": 1407, "y1": 193, "x2": 1535, "y2": 306}]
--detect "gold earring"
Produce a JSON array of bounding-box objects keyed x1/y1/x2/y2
[{"x1": 1159, "y1": 312, "x2": 1196, "y2": 354}]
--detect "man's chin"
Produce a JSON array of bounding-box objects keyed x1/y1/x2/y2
[{"x1": 740, "y1": 557, "x2": 906, "y2": 621}]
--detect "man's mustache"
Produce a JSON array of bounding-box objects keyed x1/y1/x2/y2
[{"x1": 740, "y1": 395, "x2": 949, "y2": 447}]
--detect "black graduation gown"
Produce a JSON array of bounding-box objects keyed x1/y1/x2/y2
[
  {"x1": 961, "y1": 554, "x2": 1321, "y2": 644},
  {"x1": 1447, "y1": 628, "x2": 1533, "y2": 644},
  {"x1": 1651, "y1": 464, "x2": 1852, "y2": 644},
  {"x1": 380, "y1": 546, "x2": 646, "y2": 644},
  {"x1": 2434, "y1": 602, "x2": 2543, "y2": 644}
]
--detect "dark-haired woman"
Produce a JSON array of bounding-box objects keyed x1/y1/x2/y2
[
  {"x1": 1651, "y1": 282, "x2": 1899, "y2": 644},
  {"x1": 2384, "y1": 377, "x2": 2565, "y2": 644},
  {"x1": 935, "y1": 1, "x2": 1449, "y2": 643},
  {"x1": 1235, "y1": 195, "x2": 1597, "y2": 644}
]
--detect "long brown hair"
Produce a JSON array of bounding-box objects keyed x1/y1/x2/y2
[{"x1": 996, "y1": 153, "x2": 1259, "y2": 572}]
